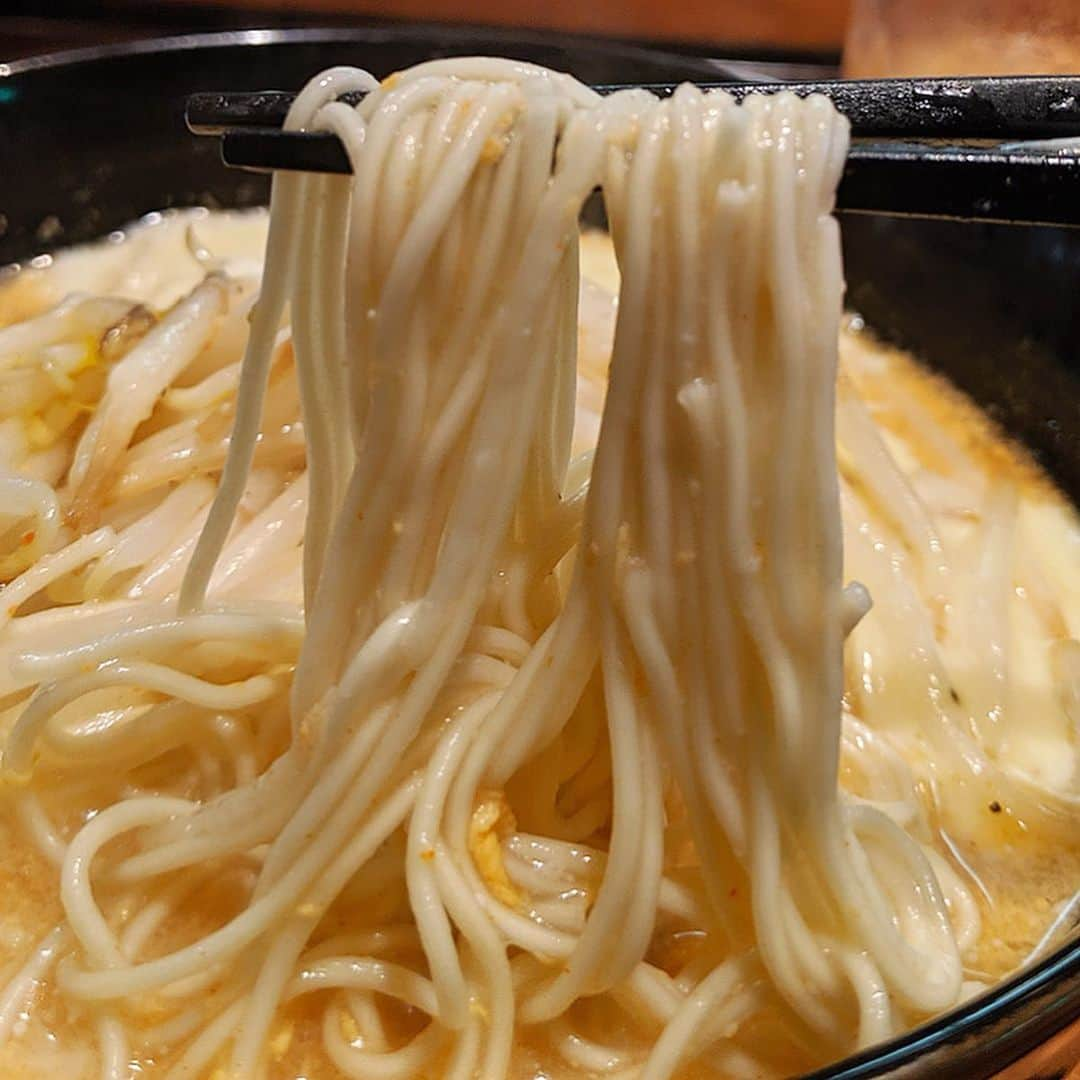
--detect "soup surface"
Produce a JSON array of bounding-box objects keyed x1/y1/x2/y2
[{"x1": 0, "y1": 210, "x2": 1076, "y2": 1078}]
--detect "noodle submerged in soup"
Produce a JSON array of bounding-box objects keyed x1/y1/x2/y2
[{"x1": 0, "y1": 62, "x2": 1075, "y2": 1080}]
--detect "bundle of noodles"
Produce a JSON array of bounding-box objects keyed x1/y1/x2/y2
[
  {"x1": 0, "y1": 60, "x2": 619, "y2": 1079},
  {"x1": 3, "y1": 57, "x2": 1075, "y2": 1080},
  {"x1": 562, "y1": 85, "x2": 963, "y2": 1064}
]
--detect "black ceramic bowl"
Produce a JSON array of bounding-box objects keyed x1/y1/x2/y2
[{"x1": 1, "y1": 27, "x2": 1078, "y2": 1080}]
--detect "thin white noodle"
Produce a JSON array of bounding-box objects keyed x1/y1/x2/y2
[{"x1": 0, "y1": 926, "x2": 66, "y2": 1041}]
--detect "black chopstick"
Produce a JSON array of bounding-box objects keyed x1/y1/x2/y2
[
  {"x1": 188, "y1": 77, "x2": 1080, "y2": 228},
  {"x1": 214, "y1": 128, "x2": 1080, "y2": 229},
  {"x1": 840, "y1": 145, "x2": 1080, "y2": 228},
  {"x1": 187, "y1": 76, "x2": 1080, "y2": 139}
]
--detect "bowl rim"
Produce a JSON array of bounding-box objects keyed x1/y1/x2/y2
[
  {"x1": 1, "y1": 26, "x2": 1078, "y2": 1078},
  {"x1": 807, "y1": 934, "x2": 1080, "y2": 1078}
]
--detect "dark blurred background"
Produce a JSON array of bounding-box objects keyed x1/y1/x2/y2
[
  {"x1": 8, "y1": 1, "x2": 1080, "y2": 76},
  {"x1": 2, "y1": 0, "x2": 850, "y2": 63}
]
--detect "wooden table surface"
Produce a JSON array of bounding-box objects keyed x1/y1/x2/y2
[{"x1": 999, "y1": 1016, "x2": 1080, "y2": 1077}]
